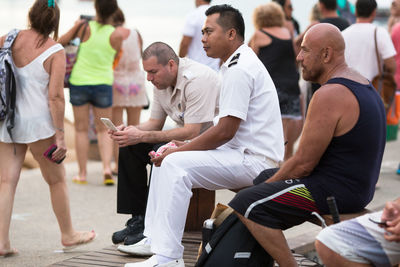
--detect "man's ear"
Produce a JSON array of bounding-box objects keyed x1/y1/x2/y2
[
  {"x1": 167, "y1": 59, "x2": 175, "y2": 69},
  {"x1": 323, "y1": 47, "x2": 333, "y2": 63},
  {"x1": 228, "y1": 29, "x2": 236, "y2": 40}
]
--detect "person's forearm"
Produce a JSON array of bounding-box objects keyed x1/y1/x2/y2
[
  {"x1": 172, "y1": 124, "x2": 234, "y2": 153},
  {"x1": 178, "y1": 36, "x2": 191, "y2": 57},
  {"x1": 49, "y1": 96, "x2": 65, "y2": 140},
  {"x1": 179, "y1": 43, "x2": 188, "y2": 58},
  {"x1": 267, "y1": 155, "x2": 314, "y2": 183},
  {"x1": 136, "y1": 120, "x2": 162, "y2": 131},
  {"x1": 140, "y1": 126, "x2": 199, "y2": 144}
]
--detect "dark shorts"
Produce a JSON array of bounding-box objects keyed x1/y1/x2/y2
[
  {"x1": 277, "y1": 89, "x2": 302, "y2": 119},
  {"x1": 229, "y1": 178, "x2": 319, "y2": 230},
  {"x1": 69, "y1": 84, "x2": 112, "y2": 108}
]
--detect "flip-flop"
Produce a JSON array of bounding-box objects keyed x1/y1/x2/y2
[
  {"x1": 0, "y1": 248, "x2": 18, "y2": 257},
  {"x1": 62, "y1": 230, "x2": 97, "y2": 252},
  {"x1": 103, "y1": 173, "x2": 115, "y2": 186},
  {"x1": 72, "y1": 176, "x2": 87, "y2": 185}
]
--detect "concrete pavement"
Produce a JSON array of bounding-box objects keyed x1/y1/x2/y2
[{"x1": 1, "y1": 134, "x2": 400, "y2": 267}]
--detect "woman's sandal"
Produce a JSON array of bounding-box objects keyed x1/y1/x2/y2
[
  {"x1": 0, "y1": 248, "x2": 18, "y2": 257},
  {"x1": 72, "y1": 176, "x2": 87, "y2": 185},
  {"x1": 103, "y1": 173, "x2": 115, "y2": 186},
  {"x1": 62, "y1": 230, "x2": 96, "y2": 252}
]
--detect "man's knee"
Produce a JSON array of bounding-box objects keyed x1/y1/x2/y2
[{"x1": 315, "y1": 240, "x2": 338, "y2": 265}]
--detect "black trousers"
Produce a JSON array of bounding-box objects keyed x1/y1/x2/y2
[{"x1": 117, "y1": 142, "x2": 164, "y2": 215}]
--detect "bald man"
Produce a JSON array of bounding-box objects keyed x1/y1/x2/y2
[{"x1": 229, "y1": 23, "x2": 386, "y2": 267}]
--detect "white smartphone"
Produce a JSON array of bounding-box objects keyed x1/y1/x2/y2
[{"x1": 100, "y1": 118, "x2": 118, "y2": 131}]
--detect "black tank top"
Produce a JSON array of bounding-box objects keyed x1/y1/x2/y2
[
  {"x1": 257, "y1": 29, "x2": 300, "y2": 95},
  {"x1": 303, "y1": 78, "x2": 386, "y2": 214}
]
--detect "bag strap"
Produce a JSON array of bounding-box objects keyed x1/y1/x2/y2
[
  {"x1": 3, "y1": 29, "x2": 20, "y2": 49},
  {"x1": 374, "y1": 27, "x2": 383, "y2": 77},
  {"x1": 74, "y1": 22, "x2": 88, "y2": 58},
  {"x1": 71, "y1": 21, "x2": 86, "y2": 40},
  {"x1": 79, "y1": 21, "x2": 88, "y2": 41}
]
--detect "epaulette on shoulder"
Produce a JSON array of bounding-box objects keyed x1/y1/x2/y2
[{"x1": 228, "y1": 53, "x2": 240, "y2": 68}]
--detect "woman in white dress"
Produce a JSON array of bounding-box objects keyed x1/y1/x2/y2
[
  {"x1": 0, "y1": 0, "x2": 95, "y2": 256},
  {"x1": 111, "y1": 8, "x2": 148, "y2": 173}
]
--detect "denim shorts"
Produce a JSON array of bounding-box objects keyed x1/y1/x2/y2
[{"x1": 69, "y1": 84, "x2": 112, "y2": 108}]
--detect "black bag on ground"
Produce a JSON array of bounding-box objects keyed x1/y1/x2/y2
[{"x1": 195, "y1": 212, "x2": 274, "y2": 267}]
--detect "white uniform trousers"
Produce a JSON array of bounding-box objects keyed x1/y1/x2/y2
[{"x1": 143, "y1": 147, "x2": 274, "y2": 259}]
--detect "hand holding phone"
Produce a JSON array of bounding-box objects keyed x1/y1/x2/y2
[
  {"x1": 369, "y1": 215, "x2": 388, "y2": 227},
  {"x1": 43, "y1": 144, "x2": 66, "y2": 164},
  {"x1": 100, "y1": 118, "x2": 118, "y2": 131}
]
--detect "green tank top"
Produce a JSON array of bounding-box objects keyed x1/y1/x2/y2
[{"x1": 69, "y1": 21, "x2": 116, "y2": 85}]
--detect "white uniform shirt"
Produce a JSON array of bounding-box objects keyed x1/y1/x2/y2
[
  {"x1": 217, "y1": 44, "x2": 284, "y2": 163},
  {"x1": 151, "y1": 58, "x2": 220, "y2": 132},
  {"x1": 342, "y1": 23, "x2": 396, "y2": 81},
  {"x1": 182, "y1": 4, "x2": 220, "y2": 71}
]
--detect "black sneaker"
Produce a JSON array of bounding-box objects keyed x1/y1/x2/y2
[
  {"x1": 124, "y1": 231, "x2": 145, "y2": 245},
  {"x1": 112, "y1": 215, "x2": 144, "y2": 244}
]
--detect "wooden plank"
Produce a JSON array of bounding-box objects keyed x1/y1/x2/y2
[
  {"x1": 51, "y1": 231, "x2": 321, "y2": 267},
  {"x1": 51, "y1": 232, "x2": 202, "y2": 267},
  {"x1": 185, "y1": 189, "x2": 215, "y2": 231}
]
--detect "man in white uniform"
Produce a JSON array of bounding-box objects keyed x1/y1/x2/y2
[
  {"x1": 120, "y1": 4, "x2": 284, "y2": 267},
  {"x1": 179, "y1": 0, "x2": 220, "y2": 71},
  {"x1": 342, "y1": 0, "x2": 396, "y2": 81},
  {"x1": 110, "y1": 42, "x2": 220, "y2": 246}
]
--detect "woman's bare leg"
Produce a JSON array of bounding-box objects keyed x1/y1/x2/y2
[
  {"x1": 0, "y1": 142, "x2": 27, "y2": 255},
  {"x1": 93, "y1": 106, "x2": 113, "y2": 177},
  {"x1": 72, "y1": 104, "x2": 90, "y2": 180},
  {"x1": 111, "y1": 106, "x2": 142, "y2": 173},
  {"x1": 126, "y1": 106, "x2": 142, "y2": 126},
  {"x1": 111, "y1": 106, "x2": 124, "y2": 173},
  {"x1": 29, "y1": 137, "x2": 95, "y2": 246}
]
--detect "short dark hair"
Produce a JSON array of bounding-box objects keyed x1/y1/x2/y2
[
  {"x1": 205, "y1": 4, "x2": 245, "y2": 40},
  {"x1": 95, "y1": 0, "x2": 118, "y2": 24},
  {"x1": 204, "y1": 0, "x2": 212, "y2": 3},
  {"x1": 356, "y1": 0, "x2": 377, "y2": 18},
  {"x1": 319, "y1": 0, "x2": 337, "y2": 10},
  {"x1": 142, "y1": 42, "x2": 179, "y2": 66},
  {"x1": 272, "y1": 0, "x2": 286, "y2": 8},
  {"x1": 29, "y1": 0, "x2": 60, "y2": 47}
]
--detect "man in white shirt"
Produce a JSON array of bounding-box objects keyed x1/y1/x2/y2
[
  {"x1": 179, "y1": 0, "x2": 220, "y2": 71},
  {"x1": 120, "y1": 4, "x2": 284, "y2": 267},
  {"x1": 342, "y1": 0, "x2": 396, "y2": 81}
]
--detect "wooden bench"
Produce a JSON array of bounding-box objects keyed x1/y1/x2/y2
[{"x1": 185, "y1": 189, "x2": 215, "y2": 231}]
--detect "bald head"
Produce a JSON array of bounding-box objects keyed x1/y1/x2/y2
[
  {"x1": 297, "y1": 23, "x2": 347, "y2": 83},
  {"x1": 304, "y1": 23, "x2": 345, "y2": 54}
]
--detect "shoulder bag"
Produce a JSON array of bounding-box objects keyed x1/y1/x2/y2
[
  {"x1": 64, "y1": 21, "x2": 88, "y2": 88},
  {"x1": 371, "y1": 27, "x2": 397, "y2": 112}
]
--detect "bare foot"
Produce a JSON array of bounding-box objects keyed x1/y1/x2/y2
[
  {"x1": 0, "y1": 247, "x2": 18, "y2": 257},
  {"x1": 62, "y1": 230, "x2": 96, "y2": 251}
]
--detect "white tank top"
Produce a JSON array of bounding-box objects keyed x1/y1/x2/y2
[{"x1": 0, "y1": 44, "x2": 64, "y2": 143}]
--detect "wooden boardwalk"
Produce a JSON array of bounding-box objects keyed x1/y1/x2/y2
[
  {"x1": 50, "y1": 232, "x2": 321, "y2": 267},
  {"x1": 50, "y1": 232, "x2": 202, "y2": 267}
]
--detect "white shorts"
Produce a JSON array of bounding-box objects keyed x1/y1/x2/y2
[{"x1": 316, "y1": 211, "x2": 400, "y2": 267}]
